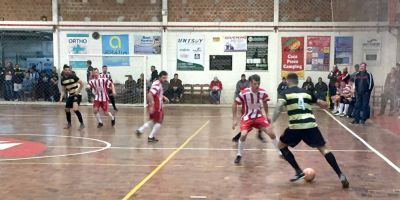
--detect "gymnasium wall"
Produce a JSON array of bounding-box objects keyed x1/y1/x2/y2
[{"x1": 58, "y1": 29, "x2": 397, "y2": 104}]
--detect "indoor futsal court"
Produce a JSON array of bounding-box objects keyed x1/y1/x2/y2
[
  {"x1": 0, "y1": 104, "x2": 399, "y2": 199},
  {"x1": 1, "y1": 0, "x2": 400, "y2": 199}
]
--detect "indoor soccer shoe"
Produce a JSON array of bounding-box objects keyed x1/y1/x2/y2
[
  {"x1": 290, "y1": 172, "x2": 305, "y2": 182},
  {"x1": 234, "y1": 155, "x2": 241, "y2": 164},
  {"x1": 111, "y1": 118, "x2": 116, "y2": 126},
  {"x1": 148, "y1": 137, "x2": 159, "y2": 142},
  {"x1": 97, "y1": 123, "x2": 103, "y2": 128},
  {"x1": 340, "y1": 174, "x2": 349, "y2": 188}
]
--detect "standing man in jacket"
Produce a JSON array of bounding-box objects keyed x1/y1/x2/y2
[{"x1": 351, "y1": 63, "x2": 374, "y2": 124}]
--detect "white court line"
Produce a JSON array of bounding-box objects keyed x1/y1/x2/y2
[
  {"x1": 0, "y1": 134, "x2": 111, "y2": 161},
  {"x1": 0, "y1": 162, "x2": 157, "y2": 167},
  {"x1": 323, "y1": 109, "x2": 400, "y2": 174},
  {"x1": 46, "y1": 145, "x2": 372, "y2": 152}
]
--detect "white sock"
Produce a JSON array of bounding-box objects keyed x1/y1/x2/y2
[
  {"x1": 139, "y1": 121, "x2": 154, "y2": 132},
  {"x1": 272, "y1": 137, "x2": 279, "y2": 147},
  {"x1": 343, "y1": 104, "x2": 349, "y2": 114},
  {"x1": 107, "y1": 112, "x2": 114, "y2": 120},
  {"x1": 149, "y1": 123, "x2": 161, "y2": 138},
  {"x1": 95, "y1": 113, "x2": 103, "y2": 124},
  {"x1": 237, "y1": 139, "x2": 244, "y2": 156},
  {"x1": 333, "y1": 105, "x2": 337, "y2": 112},
  {"x1": 338, "y1": 103, "x2": 344, "y2": 114}
]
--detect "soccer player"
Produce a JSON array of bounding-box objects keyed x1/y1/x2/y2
[
  {"x1": 88, "y1": 68, "x2": 116, "y2": 128},
  {"x1": 59, "y1": 65, "x2": 85, "y2": 130},
  {"x1": 271, "y1": 73, "x2": 349, "y2": 188},
  {"x1": 232, "y1": 74, "x2": 280, "y2": 164},
  {"x1": 100, "y1": 65, "x2": 118, "y2": 111},
  {"x1": 136, "y1": 71, "x2": 169, "y2": 142}
]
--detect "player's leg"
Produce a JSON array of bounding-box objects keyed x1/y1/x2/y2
[
  {"x1": 93, "y1": 101, "x2": 103, "y2": 128},
  {"x1": 102, "y1": 101, "x2": 115, "y2": 126},
  {"x1": 317, "y1": 146, "x2": 349, "y2": 188},
  {"x1": 148, "y1": 111, "x2": 163, "y2": 142},
  {"x1": 109, "y1": 93, "x2": 118, "y2": 111},
  {"x1": 304, "y1": 127, "x2": 349, "y2": 188},
  {"x1": 64, "y1": 96, "x2": 73, "y2": 129},
  {"x1": 235, "y1": 129, "x2": 248, "y2": 164},
  {"x1": 72, "y1": 95, "x2": 84, "y2": 129},
  {"x1": 256, "y1": 129, "x2": 267, "y2": 143},
  {"x1": 232, "y1": 132, "x2": 241, "y2": 142},
  {"x1": 278, "y1": 128, "x2": 304, "y2": 181},
  {"x1": 336, "y1": 97, "x2": 345, "y2": 116}
]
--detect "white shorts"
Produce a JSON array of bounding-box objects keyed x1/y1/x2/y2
[{"x1": 14, "y1": 84, "x2": 22, "y2": 92}]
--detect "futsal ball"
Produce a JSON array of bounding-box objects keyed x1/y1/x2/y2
[{"x1": 303, "y1": 168, "x2": 316, "y2": 182}]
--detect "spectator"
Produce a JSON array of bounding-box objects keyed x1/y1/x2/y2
[
  {"x1": 314, "y1": 77, "x2": 328, "y2": 100},
  {"x1": 86, "y1": 60, "x2": 94, "y2": 103},
  {"x1": 22, "y1": 72, "x2": 33, "y2": 93},
  {"x1": 4, "y1": 62, "x2": 14, "y2": 101},
  {"x1": 379, "y1": 67, "x2": 398, "y2": 116},
  {"x1": 38, "y1": 71, "x2": 51, "y2": 101},
  {"x1": 331, "y1": 82, "x2": 342, "y2": 114},
  {"x1": 50, "y1": 66, "x2": 60, "y2": 102},
  {"x1": 168, "y1": 73, "x2": 184, "y2": 103},
  {"x1": 235, "y1": 74, "x2": 250, "y2": 99},
  {"x1": 124, "y1": 75, "x2": 136, "y2": 103},
  {"x1": 209, "y1": 76, "x2": 223, "y2": 104},
  {"x1": 302, "y1": 76, "x2": 314, "y2": 95},
  {"x1": 30, "y1": 65, "x2": 39, "y2": 100},
  {"x1": 150, "y1": 66, "x2": 158, "y2": 83},
  {"x1": 350, "y1": 64, "x2": 360, "y2": 81},
  {"x1": 337, "y1": 67, "x2": 350, "y2": 83},
  {"x1": 0, "y1": 64, "x2": 4, "y2": 99},
  {"x1": 137, "y1": 73, "x2": 145, "y2": 93},
  {"x1": 347, "y1": 79, "x2": 356, "y2": 118},
  {"x1": 352, "y1": 63, "x2": 374, "y2": 125},
  {"x1": 328, "y1": 65, "x2": 341, "y2": 109},
  {"x1": 161, "y1": 76, "x2": 170, "y2": 93},
  {"x1": 335, "y1": 80, "x2": 352, "y2": 117},
  {"x1": 13, "y1": 64, "x2": 24, "y2": 101},
  {"x1": 277, "y1": 77, "x2": 288, "y2": 98}
]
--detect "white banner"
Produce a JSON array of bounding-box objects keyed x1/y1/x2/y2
[
  {"x1": 67, "y1": 33, "x2": 89, "y2": 54},
  {"x1": 223, "y1": 36, "x2": 247, "y2": 52},
  {"x1": 177, "y1": 34, "x2": 205, "y2": 71}
]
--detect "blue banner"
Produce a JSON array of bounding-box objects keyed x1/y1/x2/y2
[
  {"x1": 102, "y1": 34, "x2": 130, "y2": 66},
  {"x1": 335, "y1": 36, "x2": 353, "y2": 65}
]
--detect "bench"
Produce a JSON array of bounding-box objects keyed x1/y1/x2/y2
[{"x1": 182, "y1": 84, "x2": 211, "y2": 104}]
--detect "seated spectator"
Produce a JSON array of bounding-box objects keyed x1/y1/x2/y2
[
  {"x1": 335, "y1": 80, "x2": 352, "y2": 117},
  {"x1": 277, "y1": 77, "x2": 288, "y2": 98},
  {"x1": 168, "y1": 73, "x2": 184, "y2": 103},
  {"x1": 379, "y1": 67, "x2": 398, "y2": 116},
  {"x1": 209, "y1": 76, "x2": 222, "y2": 104},
  {"x1": 337, "y1": 67, "x2": 350, "y2": 83},
  {"x1": 314, "y1": 77, "x2": 328, "y2": 100},
  {"x1": 331, "y1": 82, "x2": 342, "y2": 114},
  {"x1": 302, "y1": 76, "x2": 314, "y2": 95},
  {"x1": 235, "y1": 74, "x2": 249, "y2": 99}
]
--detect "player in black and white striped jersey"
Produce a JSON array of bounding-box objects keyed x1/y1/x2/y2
[{"x1": 100, "y1": 65, "x2": 118, "y2": 111}]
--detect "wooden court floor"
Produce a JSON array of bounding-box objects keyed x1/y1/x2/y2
[{"x1": 0, "y1": 104, "x2": 399, "y2": 200}]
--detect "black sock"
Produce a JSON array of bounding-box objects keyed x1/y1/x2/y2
[
  {"x1": 324, "y1": 152, "x2": 342, "y2": 177},
  {"x1": 66, "y1": 112, "x2": 71, "y2": 124},
  {"x1": 280, "y1": 147, "x2": 302, "y2": 174},
  {"x1": 74, "y1": 110, "x2": 83, "y2": 124},
  {"x1": 233, "y1": 132, "x2": 241, "y2": 140}
]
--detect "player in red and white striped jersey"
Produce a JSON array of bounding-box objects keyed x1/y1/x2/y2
[
  {"x1": 232, "y1": 74, "x2": 280, "y2": 164},
  {"x1": 100, "y1": 65, "x2": 118, "y2": 111},
  {"x1": 136, "y1": 71, "x2": 170, "y2": 142},
  {"x1": 88, "y1": 68, "x2": 116, "y2": 128}
]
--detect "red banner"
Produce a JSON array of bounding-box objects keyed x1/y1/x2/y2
[{"x1": 281, "y1": 37, "x2": 304, "y2": 78}]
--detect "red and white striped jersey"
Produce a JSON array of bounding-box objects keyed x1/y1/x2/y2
[
  {"x1": 235, "y1": 88, "x2": 270, "y2": 120},
  {"x1": 342, "y1": 84, "x2": 352, "y2": 96},
  {"x1": 88, "y1": 78, "x2": 111, "y2": 102},
  {"x1": 149, "y1": 80, "x2": 164, "y2": 111}
]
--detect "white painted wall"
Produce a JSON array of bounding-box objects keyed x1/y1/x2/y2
[{"x1": 57, "y1": 29, "x2": 397, "y2": 104}]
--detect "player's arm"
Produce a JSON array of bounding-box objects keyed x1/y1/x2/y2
[
  {"x1": 110, "y1": 82, "x2": 116, "y2": 96},
  {"x1": 147, "y1": 92, "x2": 155, "y2": 113},
  {"x1": 59, "y1": 86, "x2": 66, "y2": 102},
  {"x1": 263, "y1": 101, "x2": 271, "y2": 123},
  {"x1": 271, "y1": 99, "x2": 285, "y2": 123},
  {"x1": 311, "y1": 91, "x2": 328, "y2": 108},
  {"x1": 232, "y1": 101, "x2": 238, "y2": 130},
  {"x1": 77, "y1": 79, "x2": 84, "y2": 94}
]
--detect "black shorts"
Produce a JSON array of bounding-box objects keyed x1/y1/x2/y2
[
  {"x1": 65, "y1": 94, "x2": 82, "y2": 108},
  {"x1": 280, "y1": 127, "x2": 326, "y2": 148}
]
